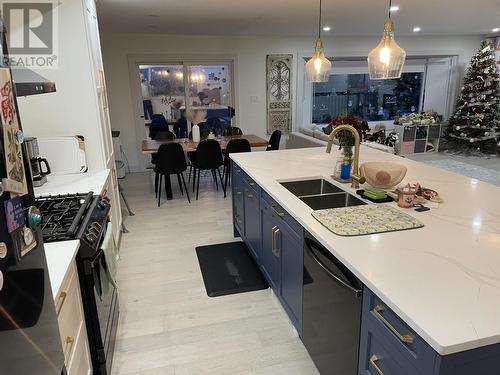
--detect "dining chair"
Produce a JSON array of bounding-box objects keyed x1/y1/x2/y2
[
  {"x1": 223, "y1": 139, "x2": 251, "y2": 192},
  {"x1": 152, "y1": 131, "x2": 176, "y2": 196},
  {"x1": 223, "y1": 127, "x2": 243, "y2": 136},
  {"x1": 154, "y1": 143, "x2": 190, "y2": 207},
  {"x1": 266, "y1": 130, "x2": 282, "y2": 151},
  {"x1": 192, "y1": 140, "x2": 225, "y2": 200}
]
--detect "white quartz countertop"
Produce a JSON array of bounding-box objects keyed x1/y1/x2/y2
[
  {"x1": 34, "y1": 169, "x2": 110, "y2": 197},
  {"x1": 44, "y1": 240, "x2": 80, "y2": 300},
  {"x1": 230, "y1": 147, "x2": 500, "y2": 355}
]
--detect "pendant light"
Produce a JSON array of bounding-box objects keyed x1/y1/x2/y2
[
  {"x1": 367, "y1": 0, "x2": 406, "y2": 80},
  {"x1": 305, "y1": 0, "x2": 332, "y2": 82}
]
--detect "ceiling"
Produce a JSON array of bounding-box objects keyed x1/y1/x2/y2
[{"x1": 97, "y1": 0, "x2": 500, "y2": 37}]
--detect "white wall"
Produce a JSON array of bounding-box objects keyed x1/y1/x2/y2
[{"x1": 101, "y1": 32, "x2": 482, "y2": 172}]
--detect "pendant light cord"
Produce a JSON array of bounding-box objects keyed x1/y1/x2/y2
[
  {"x1": 318, "y1": 0, "x2": 322, "y2": 39},
  {"x1": 388, "y1": 0, "x2": 392, "y2": 18}
]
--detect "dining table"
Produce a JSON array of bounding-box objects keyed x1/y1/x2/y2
[
  {"x1": 141, "y1": 134, "x2": 269, "y2": 154},
  {"x1": 142, "y1": 134, "x2": 269, "y2": 199}
]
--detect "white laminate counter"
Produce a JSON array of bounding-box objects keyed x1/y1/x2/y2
[
  {"x1": 44, "y1": 240, "x2": 80, "y2": 300},
  {"x1": 230, "y1": 147, "x2": 500, "y2": 355},
  {"x1": 34, "y1": 169, "x2": 110, "y2": 197}
]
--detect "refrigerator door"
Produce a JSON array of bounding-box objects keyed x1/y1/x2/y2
[{"x1": 0, "y1": 230, "x2": 65, "y2": 375}]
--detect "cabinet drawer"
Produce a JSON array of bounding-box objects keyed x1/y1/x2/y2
[
  {"x1": 56, "y1": 263, "x2": 86, "y2": 368},
  {"x1": 360, "y1": 328, "x2": 416, "y2": 375},
  {"x1": 261, "y1": 190, "x2": 302, "y2": 236},
  {"x1": 67, "y1": 322, "x2": 92, "y2": 375},
  {"x1": 363, "y1": 288, "x2": 436, "y2": 375}
]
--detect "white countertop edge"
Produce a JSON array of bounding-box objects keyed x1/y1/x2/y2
[
  {"x1": 230, "y1": 147, "x2": 500, "y2": 356},
  {"x1": 34, "y1": 169, "x2": 110, "y2": 197},
  {"x1": 44, "y1": 240, "x2": 80, "y2": 300}
]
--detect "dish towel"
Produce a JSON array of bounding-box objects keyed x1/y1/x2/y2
[{"x1": 100, "y1": 223, "x2": 118, "y2": 292}]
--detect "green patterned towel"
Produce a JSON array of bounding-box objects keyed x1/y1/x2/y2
[{"x1": 312, "y1": 205, "x2": 424, "y2": 236}]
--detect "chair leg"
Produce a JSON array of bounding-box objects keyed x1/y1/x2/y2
[
  {"x1": 192, "y1": 167, "x2": 197, "y2": 193},
  {"x1": 213, "y1": 169, "x2": 219, "y2": 190},
  {"x1": 181, "y1": 173, "x2": 190, "y2": 203},
  {"x1": 188, "y1": 165, "x2": 192, "y2": 183},
  {"x1": 155, "y1": 172, "x2": 159, "y2": 198},
  {"x1": 157, "y1": 174, "x2": 162, "y2": 207},
  {"x1": 217, "y1": 167, "x2": 226, "y2": 198},
  {"x1": 196, "y1": 169, "x2": 201, "y2": 200},
  {"x1": 177, "y1": 174, "x2": 184, "y2": 196},
  {"x1": 224, "y1": 165, "x2": 229, "y2": 193}
]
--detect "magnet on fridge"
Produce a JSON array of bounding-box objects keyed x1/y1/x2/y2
[{"x1": 0, "y1": 242, "x2": 7, "y2": 259}]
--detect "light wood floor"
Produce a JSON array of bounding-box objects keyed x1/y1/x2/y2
[{"x1": 112, "y1": 172, "x2": 319, "y2": 375}]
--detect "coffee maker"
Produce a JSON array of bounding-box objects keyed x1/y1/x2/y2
[{"x1": 24, "y1": 137, "x2": 51, "y2": 187}]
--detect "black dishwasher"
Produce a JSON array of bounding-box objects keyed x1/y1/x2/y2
[{"x1": 303, "y1": 231, "x2": 363, "y2": 374}]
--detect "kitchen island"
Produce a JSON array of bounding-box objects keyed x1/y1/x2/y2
[{"x1": 230, "y1": 146, "x2": 500, "y2": 374}]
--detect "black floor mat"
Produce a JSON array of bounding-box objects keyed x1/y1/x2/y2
[{"x1": 195, "y1": 242, "x2": 269, "y2": 297}]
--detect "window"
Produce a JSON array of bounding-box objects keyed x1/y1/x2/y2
[
  {"x1": 312, "y1": 72, "x2": 424, "y2": 124},
  {"x1": 138, "y1": 63, "x2": 233, "y2": 123},
  {"x1": 302, "y1": 57, "x2": 456, "y2": 128}
]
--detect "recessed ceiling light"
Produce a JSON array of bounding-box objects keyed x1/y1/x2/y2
[
  {"x1": 492, "y1": 27, "x2": 500, "y2": 33},
  {"x1": 390, "y1": 5, "x2": 400, "y2": 12},
  {"x1": 413, "y1": 26, "x2": 421, "y2": 33},
  {"x1": 323, "y1": 26, "x2": 331, "y2": 32}
]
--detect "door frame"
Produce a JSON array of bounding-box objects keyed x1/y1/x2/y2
[{"x1": 127, "y1": 54, "x2": 237, "y2": 171}]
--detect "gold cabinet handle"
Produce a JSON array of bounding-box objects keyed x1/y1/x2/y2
[
  {"x1": 271, "y1": 226, "x2": 278, "y2": 256},
  {"x1": 248, "y1": 181, "x2": 255, "y2": 186},
  {"x1": 247, "y1": 193, "x2": 254, "y2": 198},
  {"x1": 236, "y1": 191, "x2": 242, "y2": 195},
  {"x1": 369, "y1": 355, "x2": 384, "y2": 375},
  {"x1": 272, "y1": 227, "x2": 281, "y2": 258},
  {"x1": 64, "y1": 336, "x2": 75, "y2": 366},
  {"x1": 55, "y1": 291, "x2": 67, "y2": 317},
  {"x1": 373, "y1": 305, "x2": 414, "y2": 344}
]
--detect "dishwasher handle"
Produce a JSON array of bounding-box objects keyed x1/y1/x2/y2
[{"x1": 305, "y1": 237, "x2": 362, "y2": 297}]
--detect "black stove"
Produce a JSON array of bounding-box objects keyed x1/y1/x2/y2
[
  {"x1": 37, "y1": 192, "x2": 94, "y2": 242},
  {"x1": 35, "y1": 192, "x2": 118, "y2": 374}
]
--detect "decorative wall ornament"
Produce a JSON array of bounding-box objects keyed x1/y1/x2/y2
[{"x1": 266, "y1": 54, "x2": 293, "y2": 134}]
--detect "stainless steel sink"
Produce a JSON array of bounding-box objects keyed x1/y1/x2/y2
[
  {"x1": 300, "y1": 192, "x2": 366, "y2": 210},
  {"x1": 280, "y1": 179, "x2": 344, "y2": 196},
  {"x1": 280, "y1": 179, "x2": 366, "y2": 210}
]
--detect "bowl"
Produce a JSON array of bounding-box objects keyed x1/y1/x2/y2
[{"x1": 360, "y1": 162, "x2": 407, "y2": 189}]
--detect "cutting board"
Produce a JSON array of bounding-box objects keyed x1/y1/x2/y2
[
  {"x1": 37, "y1": 136, "x2": 88, "y2": 175},
  {"x1": 312, "y1": 205, "x2": 424, "y2": 236}
]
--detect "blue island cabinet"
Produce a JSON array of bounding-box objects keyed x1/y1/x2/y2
[
  {"x1": 359, "y1": 287, "x2": 500, "y2": 375},
  {"x1": 230, "y1": 160, "x2": 500, "y2": 374}
]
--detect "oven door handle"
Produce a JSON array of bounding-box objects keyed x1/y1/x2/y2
[
  {"x1": 305, "y1": 238, "x2": 362, "y2": 297},
  {"x1": 87, "y1": 252, "x2": 104, "y2": 299}
]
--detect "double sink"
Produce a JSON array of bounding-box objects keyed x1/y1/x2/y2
[{"x1": 280, "y1": 179, "x2": 366, "y2": 210}]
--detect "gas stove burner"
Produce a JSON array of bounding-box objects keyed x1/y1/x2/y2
[{"x1": 35, "y1": 192, "x2": 94, "y2": 242}]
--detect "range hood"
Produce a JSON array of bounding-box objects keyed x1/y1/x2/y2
[{"x1": 11, "y1": 68, "x2": 56, "y2": 96}]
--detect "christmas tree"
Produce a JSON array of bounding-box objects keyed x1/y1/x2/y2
[{"x1": 446, "y1": 40, "x2": 500, "y2": 154}]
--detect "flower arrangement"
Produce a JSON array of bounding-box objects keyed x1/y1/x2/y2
[{"x1": 327, "y1": 115, "x2": 369, "y2": 148}]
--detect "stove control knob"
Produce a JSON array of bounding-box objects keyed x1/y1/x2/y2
[
  {"x1": 86, "y1": 233, "x2": 97, "y2": 244},
  {"x1": 98, "y1": 199, "x2": 108, "y2": 209}
]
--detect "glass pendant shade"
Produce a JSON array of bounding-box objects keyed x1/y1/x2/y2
[
  {"x1": 368, "y1": 18, "x2": 406, "y2": 80},
  {"x1": 306, "y1": 39, "x2": 332, "y2": 82}
]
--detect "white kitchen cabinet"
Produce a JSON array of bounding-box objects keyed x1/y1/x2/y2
[
  {"x1": 16, "y1": 0, "x2": 123, "y2": 244},
  {"x1": 55, "y1": 261, "x2": 92, "y2": 375}
]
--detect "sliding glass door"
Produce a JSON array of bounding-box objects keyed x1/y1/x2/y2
[{"x1": 138, "y1": 62, "x2": 233, "y2": 126}]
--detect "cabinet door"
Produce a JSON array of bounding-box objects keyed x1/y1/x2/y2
[
  {"x1": 261, "y1": 201, "x2": 281, "y2": 292},
  {"x1": 279, "y1": 223, "x2": 303, "y2": 334},
  {"x1": 243, "y1": 184, "x2": 261, "y2": 261}
]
